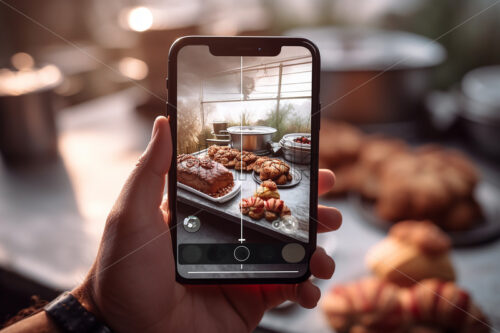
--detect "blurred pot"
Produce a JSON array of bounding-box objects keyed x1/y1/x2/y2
[
  {"x1": 0, "y1": 64, "x2": 62, "y2": 164},
  {"x1": 460, "y1": 66, "x2": 500, "y2": 160},
  {"x1": 285, "y1": 27, "x2": 446, "y2": 123}
]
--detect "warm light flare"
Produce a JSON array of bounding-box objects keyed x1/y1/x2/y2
[
  {"x1": 118, "y1": 57, "x2": 148, "y2": 80},
  {"x1": 127, "y1": 7, "x2": 153, "y2": 32},
  {"x1": 11, "y1": 52, "x2": 35, "y2": 71}
]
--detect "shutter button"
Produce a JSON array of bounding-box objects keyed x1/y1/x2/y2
[{"x1": 233, "y1": 246, "x2": 250, "y2": 262}]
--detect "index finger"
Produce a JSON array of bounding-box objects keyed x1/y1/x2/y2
[{"x1": 318, "y1": 169, "x2": 335, "y2": 196}]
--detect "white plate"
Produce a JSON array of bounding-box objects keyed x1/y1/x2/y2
[{"x1": 178, "y1": 180, "x2": 241, "y2": 203}]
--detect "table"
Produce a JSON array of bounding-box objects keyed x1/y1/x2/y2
[
  {"x1": 0, "y1": 88, "x2": 499, "y2": 331},
  {"x1": 178, "y1": 149, "x2": 310, "y2": 243}
]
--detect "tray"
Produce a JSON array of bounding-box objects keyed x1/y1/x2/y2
[
  {"x1": 252, "y1": 169, "x2": 302, "y2": 188},
  {"x1": 177, "y1": 180, "x2": 241, "y2": 203},
  {"x1": 350, "y1": 182, "x2": 500, "y2": 247}
]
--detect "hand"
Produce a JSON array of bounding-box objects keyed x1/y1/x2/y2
[{"x1": 73, "y1": 116, "x2": 342, "y2": 333}]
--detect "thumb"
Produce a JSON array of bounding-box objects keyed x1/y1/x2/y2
[{"x1": 114, "y1": 116, "x2": 172, "y2": 216}]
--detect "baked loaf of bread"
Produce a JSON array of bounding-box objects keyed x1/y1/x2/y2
[
  {"x1": 376, "y1": 146, "x2": 481, "y2": 230},
  {"x1": 322, "y1": 277, "x2": 405, "y2": 333},
  {"x1": 322, "y1": 277, "x2": 490, "y2": 333},
  {"x1": 177, "y1": 154, "x2": 234, "y2": 197},
  {"x1": 400, "y1": 279, "x2": 490, "y2": 333},
  {"x1": 366, "y1": 220, "x2": 455, "y2": 287}
]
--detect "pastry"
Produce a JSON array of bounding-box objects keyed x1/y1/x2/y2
[
  {"x1": 366, "y1": 220, "x2": 455, "y2": 287},
  {"x1": 319, "y1": 121, "x2": 364, "y2": 167},
  {"x1": 322, "y1": 277, "x2": 405, "y2": 333},
  {"x1": 177, "y1": 154, "x2": 234, "y2": 197},
  {"x1": 239, "y1": 197, "x2": 265, "y2": 220},
  {"x1": 319, "y1": 121, "x2": 365, "y2": 196},
  {"x1": 376, "y1": 146, "x2": 481, "y2": 230},
  {"x1": 263, "y1": 198, "x2": 291, "y2": 221},
  {"x1": 323, "y1": 277, "x2": 490, "y2": 333},
  {"x1": 253, "y1": 157, "x2": 270, "y2": 173},
  {"x1": 400, "y1": 279, "x2": 490, "y2": 333},
  {"x1": 254, "y1": 180, "x2": 280, "y2": 200},
  {"x1": 259, "y1": 159, "x2": 292, "y2": 183},
  {"x1": 355, "y1": 136, "x2": 408, "y2": 199}
]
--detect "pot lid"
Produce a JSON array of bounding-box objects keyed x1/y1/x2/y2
[
  {"x1": 462, "y1": 66, "x2": 500, "y2": 111},
  {"x1": 227, "y1": 126, "x2": 277, "y2": 135},
  {"x1": 285, "y1": 27, "x2": 446, "y2": 71}
]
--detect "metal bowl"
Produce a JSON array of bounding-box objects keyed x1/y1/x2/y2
[{"x1": 279, "y1": 133, "x2": 311, "y2": 164}]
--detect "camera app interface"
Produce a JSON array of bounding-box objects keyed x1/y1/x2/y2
[{"x1": 175, "y1": 45, "x2": 313, "y2": 279}]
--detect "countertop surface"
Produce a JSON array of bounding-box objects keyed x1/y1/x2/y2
[
  {"x1": 178, "y1": 149, "x2": 310, "y2": 243},
  {"x1": 0, "y1": 88, "x2": 499, "y2": 331}
]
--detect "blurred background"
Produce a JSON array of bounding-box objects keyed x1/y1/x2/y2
[{"x1": 1, "y1": 0, "x2": 500, "y2": 332}]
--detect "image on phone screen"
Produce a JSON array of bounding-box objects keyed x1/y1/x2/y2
[{"x1": 172, "y1": 40, "x2": 317, "y2": 282}]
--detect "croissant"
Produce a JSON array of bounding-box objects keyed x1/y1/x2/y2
[
  {"x1": 400, "y1": 279, "x2": 490, "y2": 333},
  {"x1": 366, "y1": 220, "x2": 455, "y2": 287},
  {"x1": 264, "y1": 198, "x2": 291, "y2": 221},
  {"x1": 322, "y1": 277, "x2": 405, "y2": 333},
  {"x1": 239, "y1": 197, "x2": 265, "y2": 219}
]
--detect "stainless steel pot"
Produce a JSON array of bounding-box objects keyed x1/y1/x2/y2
[
  {"x1": 460, "y1": 66, "x2": 500, "y2": 160},
  {"x1": 279, "y1": 133, "x2": 311, "y2": 164},
  {"x1": 285, "y1": 27, "x2": 446, "y2": 123},
  {"x1": 226, "y1": 126, "x2": 276, "y2": 154}
]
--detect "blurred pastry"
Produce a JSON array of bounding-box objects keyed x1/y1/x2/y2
[
  {"x1": 319, "y1": 121, "x2": 364, "y2": 167},
  {"x1": 355, "y1": 136, "x2": 408, "y2": 199},
  {"x1": 400, "y1": 279, "x2": 490, "y2": 333},
  {"x1": 376, "y1": 146, "x2": 481, "y2": 230},
  {"x1": 319, "y1": 121, "x2": 364, "y2": 196},
  {"x1": 255, "y1": 180, "x2": 280, "y2": 200},
  {"x1": 322, "y1": 277, "x2": 405, "y2": 333},
  {"x1": 366, "y1": 220, "x2": 455, "y2": 287}
]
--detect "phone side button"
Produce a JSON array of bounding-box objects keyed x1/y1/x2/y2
[
  {"x1": 165, "y1": 77, "x2": 168, "y2": 90},
  {"x1": 234, "y1": 245, "x2": 250, "y2": 262}
]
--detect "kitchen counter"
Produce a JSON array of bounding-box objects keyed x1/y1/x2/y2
[
  {"x1": 0, "y1": 87, "x2": 499, "y2": 331},
  {"x1": 178, "y1": 150, "x2": 310, "y2": 243}
]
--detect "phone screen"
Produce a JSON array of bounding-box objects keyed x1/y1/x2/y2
[{"x1": 172, "y1": 39, "x2": 317, "y2": 282}]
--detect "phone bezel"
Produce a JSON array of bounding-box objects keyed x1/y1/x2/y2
[{"x1": 167, "y1": 36, "x2": 321, "y2": 284}]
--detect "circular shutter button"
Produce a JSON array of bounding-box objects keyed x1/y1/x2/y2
[
  {"x1": 183, "y1": 216, "x2": 201, "y2": 233},
  {"x1": 233, "y1": 245, "x2": 250, "y2": 262}
]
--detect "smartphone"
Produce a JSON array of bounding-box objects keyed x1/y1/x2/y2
[{"x1": 167, "y1": 36, "x2": 320, "y2": 283}]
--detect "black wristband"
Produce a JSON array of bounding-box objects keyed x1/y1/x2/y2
[{"x1": 44, "y1": 292, "x2": 112, "y2": 333}]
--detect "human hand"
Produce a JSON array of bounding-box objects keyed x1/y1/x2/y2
[{"x1": 73, "y1": 116, "x2": 342, "y2": 333}]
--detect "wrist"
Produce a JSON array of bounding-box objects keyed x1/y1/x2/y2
[{"x1": 71, "y1": 283, "x2": 105, "y2": 324}]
